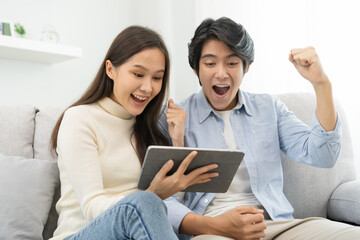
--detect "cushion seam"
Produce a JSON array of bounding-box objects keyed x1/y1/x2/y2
[{"x1": 329, "y1": 198, "x2": 360, "y2": 204}]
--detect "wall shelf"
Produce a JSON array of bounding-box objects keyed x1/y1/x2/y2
[{"x1": 0, "y1": 35, "x2": 82, "y2": 63}]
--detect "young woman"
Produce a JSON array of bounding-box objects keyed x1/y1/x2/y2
[{"x1": 50, "y1": 26, "x2": 218, "y2": 240}]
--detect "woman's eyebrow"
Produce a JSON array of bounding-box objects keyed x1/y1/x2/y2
[
  {"x1": 133, "y1": 64, "x2": 164, "y2": 73},
  {"x1": 133, "y1": 64, "x2": 148, "y2": 71},
  {"x1": 201, "y1": 54, "x2": 216, "y2": 59}
]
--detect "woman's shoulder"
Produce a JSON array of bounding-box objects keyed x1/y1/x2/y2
[
  {"x1": 62, "y1": 103, "x2": 99, "y2": 124},
  {"x1": 65, "y1": 104, "x2": 92, "y2": 116}
]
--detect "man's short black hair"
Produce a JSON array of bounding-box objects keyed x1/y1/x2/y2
[{"x1": 188, "y1": 17, "x2": 254, "y2": 83}]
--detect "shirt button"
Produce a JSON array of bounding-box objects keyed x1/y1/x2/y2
[
  {"x1": 237, "y1": 110, "x2": 240, "y2": 114},
  {"x1": 211, "y1": 116, "x2": 215, "y2": 120},
  {"x1": 204, "y1": 199, "x2": 209, "y2": 203}
]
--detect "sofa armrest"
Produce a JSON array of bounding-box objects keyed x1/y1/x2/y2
[{"x1": 328, "y1": 180, "x2": 360, "y2": 225}]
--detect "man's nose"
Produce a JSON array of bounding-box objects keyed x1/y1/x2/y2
[{"x1": 215, "y1": 64, "x2": 228, "y2": 79}]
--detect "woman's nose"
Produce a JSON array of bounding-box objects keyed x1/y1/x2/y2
[{"x1": 139, "y1": 77, "x2": 152, "y2": 93}]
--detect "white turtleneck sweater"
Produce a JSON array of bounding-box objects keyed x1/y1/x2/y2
[{"x1": 51, "y1": 97, "x2": 142, "y2": 240}]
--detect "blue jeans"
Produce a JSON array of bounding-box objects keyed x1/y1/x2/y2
[{"x1": 65, "y1": 191, "x2": 178, "y2": 240}]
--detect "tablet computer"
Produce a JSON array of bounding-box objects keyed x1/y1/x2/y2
[{"x1": 138, "y1": 146, "x2": 244, "y2": 193}]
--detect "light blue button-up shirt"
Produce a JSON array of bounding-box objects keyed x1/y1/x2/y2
[{"x1": 158, "y1": 89, "x2": 341, "y2": 239}]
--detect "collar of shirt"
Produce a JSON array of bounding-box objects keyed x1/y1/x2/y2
[{"x1": 196, "y1": 89, "x2": 253, "y2": 124}]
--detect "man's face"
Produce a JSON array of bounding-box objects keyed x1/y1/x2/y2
[{"x1": 198, "y1": 39, "x2": 248, "y2": 111}]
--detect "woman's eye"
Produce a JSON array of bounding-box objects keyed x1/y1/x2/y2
[
  {"x1": 153, "y1": 76, "x2": 163, "y2": 81},
  {"x1": 134, "y1": 73, "x2": 144, "y2": 78}
]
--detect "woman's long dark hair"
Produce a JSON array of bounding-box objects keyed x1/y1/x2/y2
[{"x1": 51, "y1": 26, "x2": 170, "y2": 164}]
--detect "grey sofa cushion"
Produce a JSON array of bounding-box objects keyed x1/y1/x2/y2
[
  {"x1": 33, "y1": 107, "x2": 64, "y2": 239},
  {"x1": 43, "y1": 185, "x2": 60, "y2": 240},
  {"x1": 0, "y1": 153, "x2": 59, "y2": 240},
  {"x1": 278, "y1": 93, "x2": 356, "y2": 218},
  {"x1": 34, "y1": 107, "x2": 64, "y2": 161},
  {"x1": 0, "y1": 105, "x2": 36, "y2": 158},
  {"x1": 328, "y1": 180, "x2": 360, "y2": 225}
]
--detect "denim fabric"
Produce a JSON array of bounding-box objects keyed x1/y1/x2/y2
[{"x1": 65, "y1": 191, "x2": 177, "y2": 240}]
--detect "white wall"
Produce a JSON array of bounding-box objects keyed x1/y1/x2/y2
[
  {"x1": 193, "y1": 0, "x2": 360, "y2": 176},
  {"x1": 0, "y1": 0, "x2": 53, "y2": 106},
  {"x1": 0, "y1": 0, "x2": 132, "y2": 107},
  {"x1": 0, "y1": 0, "x2": 197, "y2": 105},
  {"x1": 1, "y1": 0, "x2": 359, "y2": 175}
]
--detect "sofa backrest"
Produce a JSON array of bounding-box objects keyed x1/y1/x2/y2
[
  {"x1": 0, "y1": 92, "x2": 356, "y2": 238},
  {"x1": 0, "y1": 105, "x2": 37, "y2": 159},
  {"x1": 278, "y1": 92, "x2": 356, "y2": 219},
  {"x1": 34, "y1": 107, "x2": 64, "y2": 239},
  {"x1": 0, "y1": 105, "x2": 63, "y2": 239}
]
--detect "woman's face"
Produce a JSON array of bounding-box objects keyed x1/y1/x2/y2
[{"x1": 106, "y1": 48, "x2": 165, "y2": 116}]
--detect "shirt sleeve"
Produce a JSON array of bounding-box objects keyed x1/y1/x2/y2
[
  {"x1": 57, "y1": 107, "x2": 131, "y2": 221},
  {"x1": 164, "y1": 195, "x2": 193, "y2": 239},
  {"x1": 276, "y1": 97, "x2": 342, "y2": 168}
]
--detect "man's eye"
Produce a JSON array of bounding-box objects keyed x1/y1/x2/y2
[
  {"x1": 134, "y1": 73, "x2": 144, "y2": 78},
  {"x1": 205, "y1": 62, "x2": 215, "y2": 66},
  {"x1": 228, "y1": 62, "x2": 239, "y2": 66}
]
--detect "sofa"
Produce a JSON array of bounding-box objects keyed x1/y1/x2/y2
[{"x1": 0, "y1": 92, "x2": 359, "y2": 240}]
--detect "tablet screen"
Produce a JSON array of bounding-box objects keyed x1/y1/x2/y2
[{"x1": 138, "y1": 146, "x2": 244, "y2": 193}]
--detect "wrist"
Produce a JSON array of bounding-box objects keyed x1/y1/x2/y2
[
  {"x1": 180, "y1": 213, "x2": 219, "y2": 235},
  {"x1": 172, "y1": 139, "x2": 184, "y2": 147},
  {"x1": 312, "y1": 74, "x2": 331, "y2": 89},
  {"x1": 206, "y1": 216, "x2": 225, "y2": 236},
  {"x1": 313, "y1": 80, "x2": 333, "y2": 96},
  {"x1": 145, "y1": 187, "x2": 154, "y2": 194}
]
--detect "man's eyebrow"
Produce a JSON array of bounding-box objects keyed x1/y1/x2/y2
[
  {"x1": 226, "y1": 53, "x2": 239, "y2": 59},
  {"x1": 200, "y1": 53, "x2": 239, "y2": 59},
  {"x1": 133, "y1": 65, "x2": 164, "y2": 73}
]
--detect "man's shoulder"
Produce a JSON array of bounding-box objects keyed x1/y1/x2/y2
[
  {"x1": 242, "y1": 91, "x2": 276, "y2": 101},
  {"x1": 242, "y1": 91, "x2": 279, "y2": 107}
]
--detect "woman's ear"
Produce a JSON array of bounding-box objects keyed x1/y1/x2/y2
[{"x1": 105, "y1": 60, "x2": 114, "y2": 80}]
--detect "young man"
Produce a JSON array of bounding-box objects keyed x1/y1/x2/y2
[{"x1": 159, "y1": 17, "x2": 360, "y2": 240}]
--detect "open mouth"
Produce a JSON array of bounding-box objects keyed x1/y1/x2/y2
[
  {"x1": 213, "y1": 84, "x2": 230, "y2": 96},
  {"x1": 131, "y1": 94, "x2": 148, "y2": 103}
]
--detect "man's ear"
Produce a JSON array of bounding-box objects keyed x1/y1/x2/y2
[
  {"x1": 245, "y1": 64, "x2": 250, "y2": 73},
  {"x1": 105, "y1": 60, "x2": 114, "y2": 80},
  {"x1": 193, "y1": 69, "x2": 202, "y2": 86}
]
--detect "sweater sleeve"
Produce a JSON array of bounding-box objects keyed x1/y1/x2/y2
[{"x1": 57, "y1": 107, "x2": 132, "y2": 221}]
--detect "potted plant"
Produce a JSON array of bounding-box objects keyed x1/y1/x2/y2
[{"x1": 14, "y1": 23, "x2": 26, "y2": 38}]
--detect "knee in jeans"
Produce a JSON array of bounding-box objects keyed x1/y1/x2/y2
[
  {"x1": 119, "y1": 191, "x2": 164, "y2": 210},
  {"x1": 134, "y1": 191, "x2": 162, "y2": 205}
]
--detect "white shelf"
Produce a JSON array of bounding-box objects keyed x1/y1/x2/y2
[{"x1": 0, "y1": 35, "x2": 82, "y2": 63}]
